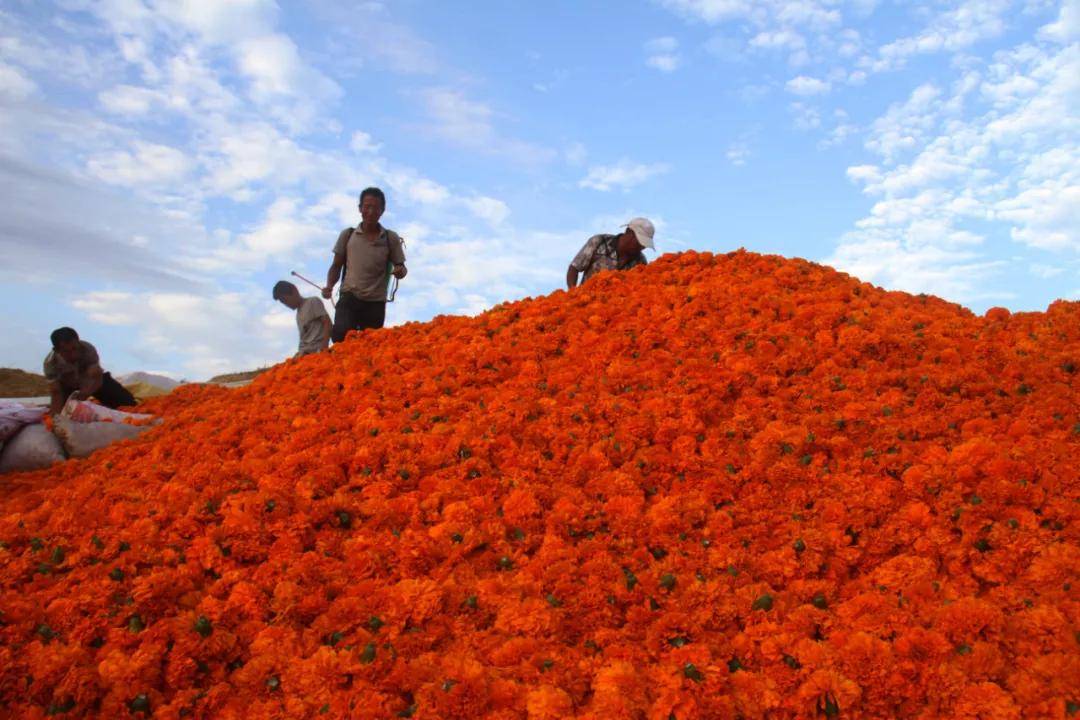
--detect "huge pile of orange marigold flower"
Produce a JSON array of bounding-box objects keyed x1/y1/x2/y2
[{"x1": 1, "y1": 251, "x2": 1078, "y2": 719}]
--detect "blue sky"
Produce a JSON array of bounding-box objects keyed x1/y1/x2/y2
[{"x1": 1, "y1": 0, "x2": 1077, "y2": 380}]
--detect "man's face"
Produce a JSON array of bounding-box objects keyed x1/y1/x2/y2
[
  {"x1": 55, "y1": 339, "x2": 81, "y2": 363},
  {"x1": 617, "y1": 228, "x2": 643, "y2": 255},
  {"x1": 359, "y1": 195, "x2": 384, "y2": 227}
]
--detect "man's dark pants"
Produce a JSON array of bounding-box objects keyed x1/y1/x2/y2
[
  {"x1": 331, "y1": 293, "x2": 386, "y2": 343},
  {"x1": 67, "y1": 373, "x2": 136, "y2": 409}
]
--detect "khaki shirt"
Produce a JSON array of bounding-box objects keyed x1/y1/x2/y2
[
  {"x1": 571, "y1": 233, "x2": 647, "y2": 284},
  {"x1": 296, "y1": 297, "x2": 330, "y2": 356},
  {"x1": 333, "y1": 225, "x2": 406, "y2": 302},
  {"x1": 43, "y1": 341, "x2": 101, "y2": 393}
]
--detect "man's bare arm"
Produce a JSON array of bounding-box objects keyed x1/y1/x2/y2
[
  {"x1": 48, "y1": 383, "x2": 65, "y2": 415},
  {"x1": 79, "y1": 364, "x2": 104, "y2": 397},
  {"x1": 323, "y1": 253, "x2": 345, "y2": 299}
]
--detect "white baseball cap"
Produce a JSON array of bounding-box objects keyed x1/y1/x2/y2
[{"x1": 624, "y1": 217, "x2": 656, "y2": 250}]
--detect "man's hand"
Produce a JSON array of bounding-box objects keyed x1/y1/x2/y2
[
  {"x1": 326, "y1": 253, "x2": 345, "y2": 299},
  {"x1": 392, "y1": 264, "x2": 407, "y2": 279}
]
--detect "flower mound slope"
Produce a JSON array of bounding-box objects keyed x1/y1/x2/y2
[{"x1": 1, "y1": 251, "x2": 1078, "y2": 719}]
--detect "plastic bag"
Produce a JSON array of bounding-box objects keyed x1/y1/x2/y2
[
  {"x1": 0, "y1": 424, "x2": 66, "y2": 473},
  {"x1": 53, "y1": 416, "x2": 155, "y2": 459},
  {"x1": 62, "y1": 397, "x2": 154, "y2": 424},
  {"x1": 0, "y1": 400, "x2": 48, "y2": 443}
]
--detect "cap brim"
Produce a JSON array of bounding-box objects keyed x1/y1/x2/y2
[{"x1": 630, "y1": 228, "x2": 654, "y2": 250}]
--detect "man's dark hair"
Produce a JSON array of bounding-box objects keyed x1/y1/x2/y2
[
  {"x1": 272, "y1": 281, "x2": 298, "y2": 301},
  {"x1": 359, "y1": 186, "x2": 386, "y2": 210},
  {"x1": 50, "y1": 327, "x2": 79, "y2": 348}
]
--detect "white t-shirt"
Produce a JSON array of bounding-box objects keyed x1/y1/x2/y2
[{"x1": 296, "y1": 297, "x2": 329, "y2": 356}]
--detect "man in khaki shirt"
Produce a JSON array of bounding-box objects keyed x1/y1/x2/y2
[
  {"x1": 322, "y1": 186, "x2": 407, "y2": 343},
  {"x1": 272, "y1": 281, "x2": 331, "y2": 357},
  {"x1": 43, "y1": 327, "x2": 135, "y2": 414}
]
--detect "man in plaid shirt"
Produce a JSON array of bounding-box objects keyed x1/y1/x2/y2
[{"x1": 566, "y1": 217, "x2": 656, "y2": 288}]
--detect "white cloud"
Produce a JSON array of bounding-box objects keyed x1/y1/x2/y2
[
  {"x1": 837, "y1": 28, "x2": 863, "y2": 58},
  {"x1": 828, "y1": 226, "x2": 1006, "y2": 300},
  {"x1": 657, "y1": 0, "x2": 756, "y2": 24},
  {"x1": 349, "y1": 130, "x2": 381, "y2": 154},
  {"x1": 819, "y1": 108, "x2": 858, "y2": 148},
  {"x1": 86, "y1": 0, "x2": 339, "y2": 131},
  {"x1": 87, "y1": 140, "x2": 194, "y2": 187},
  {"x1": 847, "y1": 164, "x2": 881, "y2": 184},
  {"x1": 578, "y1": 159, "x2": 672, "y2": 192},
  {"x1": 647, "y1": 54, "x2": 681, "y2": 72},
  {"x1": 749, "y1": 29, "x2": 805, "y2": 51},
  {"x1": 71, "y1": 291, "x2": 140, "y2": 325},
  {"x1": 864, "y1": 83, "x2": 944, "y2": 162},
  {"x1": 786, "y1": 75, "x2": 831, "y2": 95},
  {"x1": 393, "y1": 175, "x2": 450, "y2": 206},
  {"x1": 71, "y1": 288, "x2": 294, "y2": 379},
  {"x1": 658, "y1": 0, "x2": 849, "y2": 65},
  {"x1": 1039, "y1": 0, "x2": 1080, "y2": 42},
  {"x1": 154, "y1": 0, "x2": 278, "y2": 44},
  {"x1": 645, "y1": 36, "x2": 682, "y2": 71},
  {"x1": 464, "y1": 196, "x2": 511, "y2": 227},
  {"x1": 189, "y1": 196, "x2": 333, "y2": 273},
  {"x1": 415, "y1": 87, "x2": 554, "y2": 165},
  {"x1": 832, "y1": 37, "x2": 1080, "y2": 304},
  {"x1": 0, "y1": 61, "x2": 36, "y2": 99},
  {"x1": 996, "y1": 183, "x2": 1080, "y2": 251},
  {"x1": 863, "y1": 0, "x2": 1012, "y2": 73},
  {"x1": 726, "y1": 142, "x2": 750, "y2": 166},
  {"x1": 565, "y1": 142, "x2": 587, "y2": 166},
  {"x1": 645, "y1": 36, "x2": 679, "y2": 53},
  {"x1": 312, "y1": 2, "x2": 441, "y2": 74},
  {"x1": 789, "y1": 101, "x2": 822, "y2": 129},
  {"x1": 199, "y1": 121, "x2": 315, "y2": 198},
  {"x1": 1029, "y1": 262, "x2": 1066, "y2": 278},
  {"x1": 0, "y1": 15, "x2": 124, "y2": 88},
  {"x1": 98, "y1": 84, "x2": 163, "y2": 115},
  {"x1": 236, "y1": 34, "x2": 306, "y2": 95},
  {"x1": 237, "y1": 33, "x2": 341, "y2": 105}
]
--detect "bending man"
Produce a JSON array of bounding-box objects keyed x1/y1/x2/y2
[
  {"x1": 44, "y1": 327, "x2": 135, "y2": 414},
  {"x1": 273, "y1": 281, "x2": 331, "y2": 357},
  {"x1": 567, "y1": 217, "x2": 656, "y2": 288}
]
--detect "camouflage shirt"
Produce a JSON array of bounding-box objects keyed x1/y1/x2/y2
[{"x1": 570, "y1": 233, "x2": 647, "y2": 284}]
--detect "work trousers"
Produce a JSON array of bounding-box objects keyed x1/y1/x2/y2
[
  {"x1": 331, "y1": 293, "x2": 386, "y2": 343},
  {"x1": 65, "y1": 373, "x2": 136, "y2": 409}
]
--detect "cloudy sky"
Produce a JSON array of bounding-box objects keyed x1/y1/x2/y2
[{"x1": 1, "y1": 0, "x2": 1076, "y2": 380}]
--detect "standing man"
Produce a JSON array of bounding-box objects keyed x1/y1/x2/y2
[
  {"x1": 323, "y1": 187, "x2": 407, "y2": 343},
  {"x1": 44, "y1": 327, "x2": 135, "y2": 414},
  {"x1": 272, "y1": 281, "x2": 331, "y2": 357},
  {"x1": 567, "y1": 217, "x2": 656, "y2": 289}
]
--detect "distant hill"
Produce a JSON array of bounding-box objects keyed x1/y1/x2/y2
[
  {"x1": 209, "y1": 368, "x2": 270, "y2": 384},
  {"x1": 124, "y1": 381, "x2": 172, "y2": 400},
  {"x1": 118, "y1": 372, "x2": 181, "y2": 390},
  {"x1": 0, "y1": 368, "x2": 50, "y2": 397}
]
